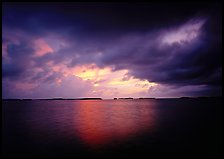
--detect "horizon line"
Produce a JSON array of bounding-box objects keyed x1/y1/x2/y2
[{"x1": 2, "y1": 96, "x2": 222, "y2": 101}]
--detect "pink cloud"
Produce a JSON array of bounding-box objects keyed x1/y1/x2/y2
[{"x1": 33, "y1": 39, "x2": 54, "y2": 57}]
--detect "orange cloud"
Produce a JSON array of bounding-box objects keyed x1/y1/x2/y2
[
  {"x1": 37, "y1": 62, "x2": 158, "y2": 98},
  {"x1": 72, "y1": 64, "x2": 157, "y2": 98},
  {"x1": 73, "y1": 64, "x2": 111, "y2": 81}
]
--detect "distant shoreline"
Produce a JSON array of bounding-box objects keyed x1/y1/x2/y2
[
  {"x1": 2, "y1": 96, "x2": 221, "y2": 101},
  {"x1": 2, "y1": 98, "x2": 102, "y2": 101}
]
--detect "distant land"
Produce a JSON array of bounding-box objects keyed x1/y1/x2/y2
[
  {"x1": 118, "y1": 97, "x2": 134, "y2": 100},
  {"x1": 138, "y1": 98, "x2": 156, "y2": 99},
  {"x1": 2, "y1": 96, "x2": 221, "y2": 101},
  {"x1": 2, "y1": 98, "x2": 102, "y2": 101}
]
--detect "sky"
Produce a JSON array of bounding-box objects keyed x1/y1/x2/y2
[{"x1": 2, "y1": 2, "x2": 222, "y2": 99}]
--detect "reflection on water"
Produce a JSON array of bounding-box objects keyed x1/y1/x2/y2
[
  {"x1": 24, "y1": 100, "x2": 157, "y2": 148},
  {"x1": 73, "y1": 100, "x2": 157, "y2": 147},
  {"x1": 3, "y1": 98, "x2": 221, "y2": 157}
]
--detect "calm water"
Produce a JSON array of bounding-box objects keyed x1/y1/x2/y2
[{"x1": 2, "y1": 98, "x2": 222, "y2": 157}]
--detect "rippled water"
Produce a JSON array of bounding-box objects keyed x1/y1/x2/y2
[{"x1": 2, "y1": 98, "x2": 222, "y2": 157}]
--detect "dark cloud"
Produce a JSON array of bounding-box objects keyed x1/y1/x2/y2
[
  {"x1": 3, "y1": 2, "x2": 219, "y2": 38},
  {"x1": 3, "y1": 41, "x2": 34, "y2": 79},
  {"x1": 2, "y1": 2, "x2": 222, "y2": 98}
]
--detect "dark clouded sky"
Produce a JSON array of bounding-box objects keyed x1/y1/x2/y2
[{"x1": 2, "y1": 2, "x2": 222, "y2": 99}]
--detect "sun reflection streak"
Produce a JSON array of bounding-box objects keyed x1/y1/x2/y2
[{"x1": 73, "y1": 100, "x2": 157, "y2": 148}]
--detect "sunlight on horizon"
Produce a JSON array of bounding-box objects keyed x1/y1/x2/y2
[{"x1": 72, "y1": 64, "x2": 157, "y2": 98}]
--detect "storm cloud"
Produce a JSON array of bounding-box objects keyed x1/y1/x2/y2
[{"x1": 2, "y1": 2, "x2": 222, "y2": 98}]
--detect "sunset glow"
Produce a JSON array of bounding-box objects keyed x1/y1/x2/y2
[
  {"x1": 71, "y1": 64, "x2": 157, "y2": 98},
  {"x1": 2, "y1": 2, "x2": 222, "y2": 158},
  {"x1": 74, "y1": 100, "x2": 156, "y2": 147},
  {"x1": 2, "y1": 2, "x2": 221, "y2": 99}
]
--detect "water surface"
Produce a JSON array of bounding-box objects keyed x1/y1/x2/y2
[{"x1": 2, "y1": 98, "x2": 222, "y2": 157}]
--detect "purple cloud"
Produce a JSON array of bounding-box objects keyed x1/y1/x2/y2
[{"x1": 2, "y1": 2, "x2": 222, "y2": 98}]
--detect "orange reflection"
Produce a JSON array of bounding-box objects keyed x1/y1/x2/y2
[{"x1": 73, "y1": 100, "x2": 157, "y2": 148}]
